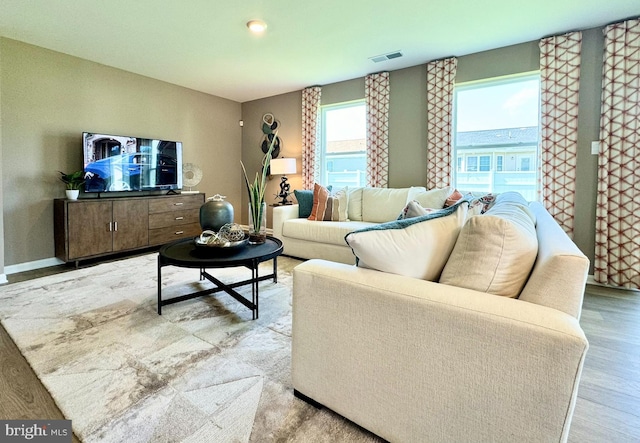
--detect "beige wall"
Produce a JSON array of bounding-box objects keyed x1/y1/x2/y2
[
  {"x1": 0, "y1": 38, "x2": 242, "y2": 267},
  {"x1": 241, "y1": 91, "x2": 303, "y2": 227},
  {"x1": 239, "y1": 27, "x2": 606, "y2": 269}
]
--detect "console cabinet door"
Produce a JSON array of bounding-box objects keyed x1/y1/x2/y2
[
  {"x1": 112, "y1": 199, "x2": 149, "y2": 251},
  {"x1": 67, "y1": 201, "x2": 113, "y2": 260}
]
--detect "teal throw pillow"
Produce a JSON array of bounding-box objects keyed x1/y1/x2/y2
[{"x1": 294, "y1": 190, "x2": 314, "y2": 218}]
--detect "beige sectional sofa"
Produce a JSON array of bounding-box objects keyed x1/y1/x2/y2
[{"x1": 290, "y1": 192, "x2": 590, "y2": 442}]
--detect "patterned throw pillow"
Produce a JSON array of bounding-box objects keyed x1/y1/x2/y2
[
  {"x1": 444, "y1": 189, "x2": 464, "y2": 207},
  {"x1": 308, "y1": 183, "x2": 347, "y2": 221},
  {"x1": 399, "y1": 200, "x2": 440, "y2": 219}
]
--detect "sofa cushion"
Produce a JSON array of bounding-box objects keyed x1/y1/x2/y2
[
  {"x1": 347, "y1": 187, "x2": 363, "y2": 221},
  {"x1": 361, "y1": 187, "x2": 412, "y2": 223},
  {"x1": 283, "y1": 219, "x2": 374, "y2": 246},
  {"x1": 344, "y1": 201, "x2": 469, "y2": 281},
  {"x1": 439, "y1": 192, "x2": 538, "y2": 298}
]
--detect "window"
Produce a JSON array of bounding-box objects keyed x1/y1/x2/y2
[
  {"x1": 320, "y1": 100, "x2": 366, "y2": 189},
  {"x1": 479, "y1": 155, "x2": 491, "y2": 172},
  {"x1": 453, "y1": 73, "x2": 540, "y2": 201}
]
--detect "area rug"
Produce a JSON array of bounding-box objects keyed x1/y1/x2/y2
[{"x1": 0, "y1": 254, "x2": 381, "y2": 442}]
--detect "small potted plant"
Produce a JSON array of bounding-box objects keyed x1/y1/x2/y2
[{"x1": 58, "y1": 170, "x2": 85, "y2": 200}]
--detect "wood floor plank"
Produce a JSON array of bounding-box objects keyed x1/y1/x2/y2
[{"x1": 570, "y1": 396, "x2": 640, "y2": 442}]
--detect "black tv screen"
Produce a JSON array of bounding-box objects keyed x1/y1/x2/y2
[{"x1": 82, "y1": 132, "x2": 183, "y2": 193}]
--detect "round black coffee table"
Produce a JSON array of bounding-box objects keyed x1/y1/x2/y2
[{"x1": 157, "y1": 236, "x2": 283, "y2": 319}]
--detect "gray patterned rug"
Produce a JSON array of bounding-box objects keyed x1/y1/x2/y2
[{"x1": 0, "y1": 253, "x2": 381, "y2": 442}]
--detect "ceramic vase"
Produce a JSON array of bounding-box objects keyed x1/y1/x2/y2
[
  {"x1": 200, "y1": 194, "x2": 234, "y2": 231},
  {"x1": 248, "y1": 202, "x2": 267, "y2": 244}
]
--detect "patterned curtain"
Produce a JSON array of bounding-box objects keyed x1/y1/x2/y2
[
  {"x1": 539, "y1": 31, "x2": 583, "y2": 237},
  {"x1": 595, "y1": 18, "x2": 640, "y2": 289},
  {"x1": 426, "y1": 57, "x2": 457, "y2": 190},
  {"x1": 365, "y1": 72, "x2": 390, "y2": 187},
  {"x1": 301, "y1": 86, "x2": 322, "y2": 189}
]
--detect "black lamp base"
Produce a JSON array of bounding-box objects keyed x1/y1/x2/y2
[{"x1": 276, "y1": 176, "x2": 292, "y2": 205}]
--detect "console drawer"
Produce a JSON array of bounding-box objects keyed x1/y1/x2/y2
[
  {"x1": 149, "y1": 208, "x2": 199, "y2": 229},
  {"x1": 149, "y1": 194, "x2": 204, "y2": 213},
  {"x1": 149, "y1": 223, "x2": 202, "y2": 246}
]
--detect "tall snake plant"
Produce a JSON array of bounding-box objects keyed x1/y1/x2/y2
[{"x1": 241, "y1": 131, "x2": 277, "y2": 234}]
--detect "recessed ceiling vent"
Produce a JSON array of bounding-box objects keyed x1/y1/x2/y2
[{"x1": 370, "y1": 51, "x2": 403, "y2": 63}]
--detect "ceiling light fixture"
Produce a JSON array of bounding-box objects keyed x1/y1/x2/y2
[{"x1": 247, "y1": 20, "x2": 267, "y2": 34}]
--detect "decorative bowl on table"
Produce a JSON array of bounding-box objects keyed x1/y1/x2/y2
[{"x1": 194, "y1": 223, "x2": 248, "y2": 251}]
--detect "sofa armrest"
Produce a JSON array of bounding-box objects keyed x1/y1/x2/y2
[
  {"x1": 273, "y1": 204, "x2": 299, "y2": 239},
  {"x1": 292, "y1": 259, "x2": 588, "y2": 443}
]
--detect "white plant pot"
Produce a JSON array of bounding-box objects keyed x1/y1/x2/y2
[{"x1": 66, "y1": 189, "x2": 80, "y2": 200}]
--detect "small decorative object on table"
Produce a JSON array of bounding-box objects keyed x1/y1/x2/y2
[
  {"x1": 270, "y1": 158, "x2": 297, "y2": 205},
  {"x1": 242, "y1": 128, "x2": 278, "y2": 244},
  {"x1": 195, "y1": 223, "x2": 248, "y2": 250},
  {"x1": 58, "y1": 170, "x2": 85, "y2": 200},
  {"x1": 182, "y1": 163, "x2": 203, "y2": 194},
  {"x1": 200, "y1": 194, "x2": 234, "y2": 231}
]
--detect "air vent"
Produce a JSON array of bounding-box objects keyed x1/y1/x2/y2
[{"x1": 370, "y1": 51, "x2": 403, "y2": 63}]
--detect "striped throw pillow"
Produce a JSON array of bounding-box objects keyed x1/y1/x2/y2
[{"x1": 308, "y1": 183, "x2": 347, "y2": 221}]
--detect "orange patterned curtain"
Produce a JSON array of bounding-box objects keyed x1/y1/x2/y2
[
  {"x1": 539, "y1": 31, "x2": 582, "y2": 237},
  {"x1": 301, "y1": 86, "x2": 322, "y2": 190},
  {"x1": 426, "y1": 57, "x2": 457, "y2": 190},
  {"x1": 595, "y1": 18, "x2": 640, "y2": 289},
  {"x1": 365, "y1": 72, "x2": 390, "y2": 188}
]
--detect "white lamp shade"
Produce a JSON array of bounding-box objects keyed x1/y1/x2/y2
[{"x1": 270, "y1": 158, "x2": 297, "y2": 175}]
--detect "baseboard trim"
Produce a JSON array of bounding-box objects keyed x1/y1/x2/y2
[
  {"x1": 0, "y1": 274, "x2": 7, "y2": 285},
  {"x1": 587, "y1": 274, "x2": 639, "y2": 292},
  {"x1": 4, "y1": 257, "x2": 65, "y2": 275}
]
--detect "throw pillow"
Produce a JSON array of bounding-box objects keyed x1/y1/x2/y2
[
  {"x1": 295, "y1": 185, "x2": 331, "y2": 218},
  {"x1": 294, "y1": 189, "x2": 314, "y2": 218},
  {"x1": 444, "y1": 189, "x2": 464, "y2": 207},
  {"x1": 308, "y1": 183, "x2": 347, "y2": 221},
  {"x1": 399, "y1": 200, "x2": 441, "y2": 220},
  {"x1": 344, "y1": 201, "x2": 469, "y2": 281},
  {"x1": 411, "y1": 186, "x2": 453, "y2": 209},
  {"x1": 439, "y1": 192, "x2": 537, "y2": 298}
]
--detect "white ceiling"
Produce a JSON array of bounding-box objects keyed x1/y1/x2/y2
[{"x1": 1, "y1": 1, "x2": 638, "y2": 103}]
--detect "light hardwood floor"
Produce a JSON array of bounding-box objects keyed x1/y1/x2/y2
[{"x1": 1, "y1": 262, "x2": 639, "y2": 442}]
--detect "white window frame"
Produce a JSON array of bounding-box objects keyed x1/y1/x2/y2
[
  {"x1": 319, "y1": 99, "x2": 366, "y2": 188},
  {"x1": 452, "y1": 72, "x2": 541, "y2": 199}
]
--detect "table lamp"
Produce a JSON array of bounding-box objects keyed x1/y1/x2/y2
[{"x1": 270, "y1": 158, "x2": 297, "y2": 205}]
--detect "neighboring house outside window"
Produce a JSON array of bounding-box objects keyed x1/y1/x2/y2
[
  {"x1": 320, "y1": 100, "x2": 366, "y2": 189},
  {"x1": 453, "y1": 73, "x2": 540, "y2": 201}
]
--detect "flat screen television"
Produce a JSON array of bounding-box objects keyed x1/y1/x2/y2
[{"x1": 82, "y1": 132, "x2": 183, "y2": 193}]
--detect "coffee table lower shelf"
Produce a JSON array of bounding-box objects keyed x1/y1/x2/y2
[{"x1": 157, "y1": 236, "x2": 283, "y2": 319}]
